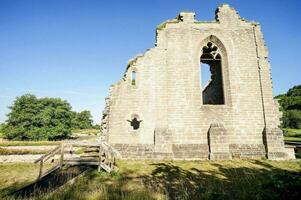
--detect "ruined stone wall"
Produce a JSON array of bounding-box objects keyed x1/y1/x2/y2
[{"x1": 101, "y1": 4, "x2": 290, "y2": 160}]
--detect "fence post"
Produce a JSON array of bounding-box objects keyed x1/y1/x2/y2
[
  {"x1": 98, "y1": 145, "x2": 102, "y2": 172},
  {"x1": 60, "y1": 144, "x2": 64, "y2": 167},
  {"x1": 38, "y1": 160, "x2": 43, "y2": 180}
]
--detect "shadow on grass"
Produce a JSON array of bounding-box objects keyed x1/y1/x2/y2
[
  {"x1": 142, "y1": 160, "x2": 301, "y2": 200},
  {"x1": 2, "y1": 167, "x2": 157, "y2": 200},
  {"x1": 8, "y1": 166, "x2": 90, "y2": 199},
  {"x1": 2, "y1": 160, "x2": 301, "y2": 200},
  {"x1": 38, "y1": 168, "x2": 157, "y2": 200}
]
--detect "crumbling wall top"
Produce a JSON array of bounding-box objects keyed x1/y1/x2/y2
[
  {"x1": 215, "y1": 4, "x2": 259, "y2": 26},
  {"x1": 178, "y1": 12, "x2": 195, "y2": 23}
]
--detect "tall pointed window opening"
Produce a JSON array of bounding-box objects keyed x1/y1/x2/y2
[
  {"x1": 131, "y1": 71, "x2": 136, "y2": 86},
  {"x1": 200, "y1": 42, "x2": 224, "y2": 105}
]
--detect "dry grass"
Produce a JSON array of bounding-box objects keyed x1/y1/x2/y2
[
  {"x1": 0, "y1": 160, "x2": 300, "y2": 200},
  {"x1": 0, "y1": 141, "x2": 60, "y2": 147},
  {"x1": 72, "y1": 129, "x2": 100, "y2": 136},
  {"x1": 0, "y1": 164, "x2": 40, "y2": 197},
  {"x1": 0, "y1": 148, "x2": 50, "y2": 155}
]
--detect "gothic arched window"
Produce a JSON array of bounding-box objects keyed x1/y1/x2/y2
[{"x1": 200, "y1": 42, "x2": 224, "y2": 105}]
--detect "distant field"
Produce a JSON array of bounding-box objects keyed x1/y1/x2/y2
[
  {"x1": 72, "y1": 128, "x2": 100, "y2": 136},
  {"x1": 284, "y1": 137, "x2": 301, "y2": 142},
  {"x1": 283, "y1": 128, "x2": 301, "y2": 137},
  {"x1": 0, "y1": 160, "x2": 300, "y2": 200},
  {"x1": 0, "y1": 128, "x2": 99, "y2": 147},
  {"x1": 0, "y1": 141, "x2": 60, "y2": 147},
  {"x1": 283, "y1": 128, "x2": 301, "y2": 143},
  {"x1": 0, "y1": 147, "x2": 49, "y2": 155}
]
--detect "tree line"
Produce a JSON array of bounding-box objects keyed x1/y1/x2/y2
[
  {"x1": 276, "y1": 85, "x2": 301, "y2": 129},
  {"x1": 0, "y1": 94, "x2": 98, "y2": 141}
]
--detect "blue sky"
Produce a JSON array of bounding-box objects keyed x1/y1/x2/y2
[{"x1": 0, "y1": 0, "x2": 300, "y2": 124}]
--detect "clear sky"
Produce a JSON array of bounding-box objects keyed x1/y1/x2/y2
[{"x1": 0, "y1": 0, "x2": 300, "y2": 124}]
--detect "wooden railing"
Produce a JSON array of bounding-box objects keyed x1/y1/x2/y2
[{"x1": 34, "y1": 142, "x2": 118, "y2": 180}]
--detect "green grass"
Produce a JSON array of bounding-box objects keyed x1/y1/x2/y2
[
  {"x1": 1, "y1": 160, "x2": 301, "y2": 200},
  {"x1": 283, "y1": 128, "x2": 301, "y2": 142},
  {"x1": 283, "y1": 128, "x2": 301, "y2": 137},
  {"x1": 284, "y1": 136, "x2": 301, "y2": 142}
]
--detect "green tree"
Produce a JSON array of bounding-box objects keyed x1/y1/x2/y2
[
  {"x1": 287, "y1": 85, "x2": 301, "y2": 97},
  {"x1": 2, "y1": 94, "x2": 73, "y2": 140},
  {"x1": 0, "y1": 123, "x2": 4, "y2": 137},
  {"x1": 93, "y1": 124, "x2": 101, "y2": 130},
  {"x1": 282, "y1": 110, "x2": 301, "y2": 129},
  {"x1": 71, "y1": 111, "x2": 93, "y2": 129},
  {"x1": 276, "y1": 85, "x2": 301, "y2": 129}
]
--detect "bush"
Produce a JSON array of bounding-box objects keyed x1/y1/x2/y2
[{"x1": 2, "y1": 94, "x2": 94, "y2": 141}]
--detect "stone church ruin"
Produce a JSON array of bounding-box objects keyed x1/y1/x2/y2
[{"x1": 101, "y1": 4, "x2": 294, "y2": 160}]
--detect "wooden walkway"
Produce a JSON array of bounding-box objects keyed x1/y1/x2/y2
[{"x1": 34, "y1": 142, "x2": 119, "y2": 180}]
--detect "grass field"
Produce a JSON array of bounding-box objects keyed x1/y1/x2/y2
[
  {"x1": 0, "y1": 160, "x2": 300, "y2": 200},
  {"x1": 0, "y1": 128, "x2": 99, "y2": 147},
  {"x1": 0, "y1": 127, "x2": 300, "y2": 199},
  {"x1": 283, "y1": 128, "x2": 301, "y2": 142},
  {"x1": 284, "y1": 136, "x2": 301, "y2": 142}
]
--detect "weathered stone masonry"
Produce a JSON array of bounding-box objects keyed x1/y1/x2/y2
[{"x1": 101, "y1": 4, "x2": 293, "y2": 160}]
